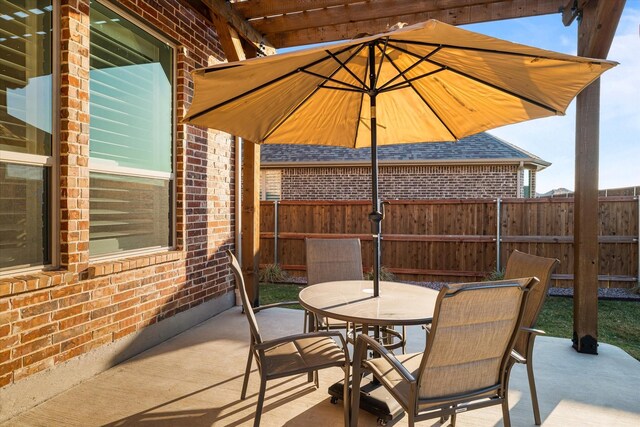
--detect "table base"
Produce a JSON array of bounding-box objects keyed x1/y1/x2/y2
[{"x1": 328, "y1": 377, "x2": 404, "y2": 425}]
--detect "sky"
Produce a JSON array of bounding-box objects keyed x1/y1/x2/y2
[{"x1": 463, "y1": 2, "x2": 640, "y2": 192}]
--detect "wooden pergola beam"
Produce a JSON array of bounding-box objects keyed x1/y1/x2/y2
[
  {"x1": 201, "y1": 0, "x2": 276, "y2": 55},
  {"x1": 562, "y1": 0, "x2": 589, "y2": 26},
  {"x1": 577, "y1": 0, "x2": 625, "y2": 58},
  {"x1": 261, "y1": 0, "x2": 566, "y2": 48},
  {"x1": 248, "y1": 0, "x2": 562, "y2": 35},
  {"x1": 210, "y1": 11, "x2": 246, "y2": 62},
  {"x1": 232, "y1": 0, "x2": 365, "y2": 19},
  {"x1": 572, "y1": 0, "x2": 625, "y2": 354}
]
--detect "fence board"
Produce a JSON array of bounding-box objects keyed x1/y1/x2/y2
[{"x1": 259, "y1": 197, "x2": 639, "y2": 288}]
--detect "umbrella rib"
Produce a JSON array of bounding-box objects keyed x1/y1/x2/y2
[
  {"x1": 188, "y1": 44, "x2": 360, "y2": 122},
  {"x1": 380, "y1": 49, "x2": 459, "y2": 140},
  {"x1": 326, "y1": 49, "x2": 369, "y2": 91},
  {"x1": 379, "y1": 67, "x2": 446, "y2": 93},
  {"x1": 352, "y1": 56, "x2": 369, "y2": 148},
  {"x1": 319, "y1": 86, "x2": 363, "y2": 92},
  {"x1": 376, "y1": 45, "x2": 442, "y2": 92},
  {"x1": 373, "y1": 38, "x2": 389, "y2": 89},
  {"x1": 390, "y1": 44, "x2": 561, "y2": 114},
  {"x1": 261, "y1": 47, "x2": 367, "y2": 142},
  {"x1": 300, "y1": 69, "x2": 365, "y2": 92},
  {"x1": 387, "y1": 38, "x2": 603, "y2": 64}
]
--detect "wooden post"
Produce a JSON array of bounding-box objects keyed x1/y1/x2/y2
[
  {"x1": 571, "y1": 0, "x2": 625, "y2": 354},
  {"x1": 242, "y1": 140, "x2": 261, "y2": 306},
  {"x1": 573, "y1": 79, "x2": 600, "y2": 354},
  {"x1": 208, "y1": 10, "x2": 267, "y2": 306}
]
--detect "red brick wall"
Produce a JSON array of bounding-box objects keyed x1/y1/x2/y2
[
  {"x1": 0, "y1": 0, "x2": 234, "y2": 389},
  {"x1": 279, "y1": 165, "x2": 522, "y2": 200}
]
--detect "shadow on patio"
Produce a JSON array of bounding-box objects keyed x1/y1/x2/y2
[{"x1": 3, "y1": 307, "x2": 639, "y2": 426}]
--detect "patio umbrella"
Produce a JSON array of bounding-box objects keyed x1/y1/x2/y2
[{"x1": 183, "y1": 19, "x2": 615, "y2": 297}]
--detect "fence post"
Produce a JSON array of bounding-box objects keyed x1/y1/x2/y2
[
  {"x1": 274, "y1": 200, "x2": 279, "y2": 266},
  {"x1": 637, "y1": 196, "x2": 639, "y2": 286},
  {"x1": 496, "y1": 198, "x2": 502, "y2": 272}
]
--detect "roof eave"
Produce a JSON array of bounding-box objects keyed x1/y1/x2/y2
[{"x1": 261, "y1": 157, "x2": 551, "y2": 170}]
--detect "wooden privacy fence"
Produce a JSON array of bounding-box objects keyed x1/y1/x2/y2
[{"x1": 259, "y1": 197, "x2": 640, "y2": 288}]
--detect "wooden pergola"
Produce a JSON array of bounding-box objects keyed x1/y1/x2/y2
[{"x1": 190, "y1": 0, "x2": 626, "y2": 354}]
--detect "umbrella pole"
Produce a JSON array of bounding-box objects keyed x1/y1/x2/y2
[{"x1": 367, "y1": 43, "x2": 382, "y2": 298}]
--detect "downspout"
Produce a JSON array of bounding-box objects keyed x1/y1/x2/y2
[
  {"x1": 235, "y1": 136, "x2": 242, "y2": 305},
  {"x1": 496, "y1": 197, "x2": 502, "y2": 272}
]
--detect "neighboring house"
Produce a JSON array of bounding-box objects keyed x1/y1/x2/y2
[
  {"x1": 537, "y1": 187, "x2": 574, "y2": 197},
  {"x1": 538, "y1": 186, "x2": 640, "y2": 198},
  {"x1": 260, "y1": 133, "x2": 550, "y2": 200}
]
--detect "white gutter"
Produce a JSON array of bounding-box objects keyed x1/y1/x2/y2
[
  {"x1": 234, "y1": 136, "x2": 242, "y2": 306},
  {"x1": 235, "y1": 137, "x2": 242, "y2": 265},
  {"x1": 261, "y1": 157, "x2": 551, "y2": 170}
]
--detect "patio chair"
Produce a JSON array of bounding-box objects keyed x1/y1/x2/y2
[
  {"x1": 504, "y1": 250, "x2": 560, "y2": 425},
  {"x1": 350, "y1": 277, "x2": 538, "y2": 427},
  {"x1": 305, "y1": 238, "x2": 405, "y2": 352},
  {"x1": 226, "y1": 250, "x2": 350, "y2": 427}
]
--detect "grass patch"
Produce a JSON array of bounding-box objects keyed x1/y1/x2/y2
[
  {"x1": 259, "y1": 284, "x2": 640, "y2": 360},
  {"x1": 259, "y1": 283, "x2": 304, "y2": 310},
  {"x1": 537, "y1": 297, "x2": 640, "y2": 360}
]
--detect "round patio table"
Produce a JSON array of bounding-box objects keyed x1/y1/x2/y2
[
  {"x1": 298, "y1": 279, "x2": 439, "y2": 330},
  {"x1": 298, "y1": 280, "x2": 439, "y2": 423}
]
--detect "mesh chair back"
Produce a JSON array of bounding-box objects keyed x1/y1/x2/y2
[
  {"x1": 227, "y1": 250, "x2": 262, "y2": 345},
  {"x1": 417, "y1": 278, "x2": 535, "y2": 400},
  {"x1": 504, "y1": 250, "x2": 559, "y2": 355},
  {"x1": 305, "y1": 238, "x2": 363, "y2": 285}
]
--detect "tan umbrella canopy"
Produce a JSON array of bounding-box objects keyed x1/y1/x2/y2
[{"x1": 183, "y1": 19, "x2": 616, "y2": 294}]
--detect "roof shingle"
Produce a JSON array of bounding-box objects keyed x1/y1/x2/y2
[{"x1": 260, "y1": 132, "x2": 548, "y2": 166}]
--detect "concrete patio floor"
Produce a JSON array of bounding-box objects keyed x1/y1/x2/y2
[{"x1": 3, "y1": 306, "x2": 639, "y2": 427}]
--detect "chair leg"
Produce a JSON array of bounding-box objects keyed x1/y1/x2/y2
[
  {"x1": 343, "y1": 365, "x2": 350, "y2": 427},
  {"x1": 350, "y1": 367, "x2": 362, "y2": 427},
  {"x1": 502, "y1": 397, "x2": 511, "y2": 427},
  {"x1": 254, "y1": 375, "x2": 267, "y2": 427},
  {"x1": 241, "y1": 349, "x2": 253, "y2": 400},
  {"x1": 305, "y1": 369, "x2": 320, "y2": 386},
  {"x1": 527, "y1": 341, "x2": 542, "y2": 425},
  {"x1": 351, "y1": 335, "x2": 371, "y2": 427},
  {"x1": 401, "y1": 325, "x2": 406, "y2": 354},
  {"x1": 303, "y1": 310, "x2": 308, "y2": 333},
  {"x1": 450, "y1": 412, "x2": 456, "y2": 427}
]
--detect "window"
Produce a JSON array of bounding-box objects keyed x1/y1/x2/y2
[
  {"x1": 89, "y1": 1, "x2": 174, "y2": 257},
  {"x1": 260, "y1": 170, "x2": 282, "y2": 201},
  {"x1": 0, "y1": 0, "x2": 54, "y2": 271},
  {"x1": 523, "y1": 168, "x2": 531, "y2": 198}
]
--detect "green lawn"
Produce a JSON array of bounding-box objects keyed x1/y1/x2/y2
[
  {"x1": 537, "y1": 297, "x2": 640, "y2": 360},
  {"x1": 259, "y1": 283, "x2": 640, "y2": 360},
  {"x1": 259, "y1": 283, "x2": 304, "y2": 310}
]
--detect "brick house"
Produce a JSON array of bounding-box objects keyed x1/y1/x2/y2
[
  {"x1": 260, "y1": 133, "x2": 550, "y2": 200},
  {"x1": 0, "y1": 1, "x2": 614, "y2": 422},
  {"x1": 0, "y1": 0, "x2": 238, "y2": 419}
]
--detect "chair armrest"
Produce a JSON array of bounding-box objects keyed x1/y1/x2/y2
[
  {"x1": 355, "y1": 334, "x2": 416, "y2": 384},
  {"x1": 510, "y1": 349, "x2": 527, "y2": 364},
  {"x1": 422, "y1": 323, "x2": 432, "y2": 336},
  {"x1": 253, "y1": 301, "x2": 299, "y2": 313},
  {"x1": 255, "y1": 330, "x2": 347, "y2": 351},
  {"x1": 520, "y1": 326, "x2": 545, "y2": 336}
]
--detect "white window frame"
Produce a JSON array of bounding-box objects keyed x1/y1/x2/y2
[
  {"x1": 0, "y1": 1, "x2": 59, "y2": 276},
  {"x1": 88, "y1": 0, "x2": 177, "y2": 262}
]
